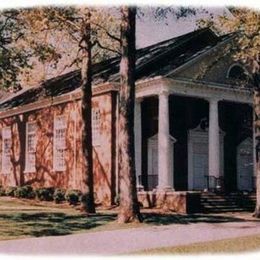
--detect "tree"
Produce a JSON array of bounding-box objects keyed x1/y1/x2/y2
[
  {"x1": 218, "y1": 8, "x2": 260, "y2": 217},
  {"x1": 0, "y1": 9, "x2": 31, "y2": 91},
  {"x1": 79, "y1": 9, "x2": 95, "y2": 213},
  {"x1": 200, "y1": 7, "x2": 260, "y2": 216},
  {"x1": 18, "y1": 7, "x2": 120, "y2": 86},
  {"x1": 6, "y1": 6, "x2": 121, "y2": 213},
  {"x1": 117, "y1": 6, "x2": 142, "y2": 223}
]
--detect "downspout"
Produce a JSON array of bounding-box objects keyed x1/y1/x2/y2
[
  {"x1": 71, "y1": 104, "x2": 77, "y2": 189},
  {"x1": 115, "y1": 92, "x2": 119, "y2": 199}
]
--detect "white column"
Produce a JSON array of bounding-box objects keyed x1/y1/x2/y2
[
  {"x1": 208, "y1": 98, "x2": 220, "y2": 179},
  {"x1": 134, "y1": 98, "x2": 143, "y2": 190},
  {"x1": 158, "y1": 91, "x2": 172, "y2": 190}
]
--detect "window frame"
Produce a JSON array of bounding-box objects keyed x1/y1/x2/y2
[
  {"x1": 92, "y1": 108, "x2": 101, "y2": 146},
  {"x1": 24, "y1": 121, "x2": 37, "y2": 173},
  {"x1": 53, "y1": 115, "x2": 67, "y2": 172},
  {"x1": 226, "y1": 63, "x2": 249, "y2": 81},
  {"x1": 2, "y1": 127, "x2": 11, "y2": 174}
]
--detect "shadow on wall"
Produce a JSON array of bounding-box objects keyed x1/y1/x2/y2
[
  {"x1": 7, "y1": 104, "x2": 78, "y2": 189},
  {"x1": 93, "y1": 148, "x2": 112, "y2": 205}
]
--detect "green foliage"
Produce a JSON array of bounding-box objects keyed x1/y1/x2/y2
[
  {"x1": 0, "y1": 7, "x2": 121, "y2": 90},
  {"x1": 151, "y1": 6, "x2": 197, "y2": 21},
  {"x1": 5, "y1": 186, "x2": 18, "y2": 197},
  {"x1": 197, "y1": 8, "x2": 260, "y2": 75},
  {"x1": 0, "y1": 186, "x2": 5, "y2": 196},
  {"x1": 65, "y1": 189, "x2": 82, "y2": 205},
  {"x1": 0, "y1": 9, "x2": 32, "y2": 90},
  {"x1": 53, "y1": 188, "x2": 66, "y2": 204},
  {"x1": 14, "y1": 185, "x2": 35, "y2": 199},
  {"x1": 35, "y1": 187, "x2": 55, "y2": 201}
]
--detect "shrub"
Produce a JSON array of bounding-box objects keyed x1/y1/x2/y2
[
  {"x1": 35, "y1": 187, "x2": 55, "y2": 201},
  {"x1": 53, "y1": 188, "x2": 66, "y2": 204},
  {"x1": 65, "y1": 189, "x2": 82, "y2": 205},
  {"x1": 14, "y1": 185, "x2": 35, "y2": 199},
  {"x1": 5, "y1": 186, "x2": 18, "y2": 197},
  {"x1": 0, "y1": 186, "x2": 5, "y2": 196}
]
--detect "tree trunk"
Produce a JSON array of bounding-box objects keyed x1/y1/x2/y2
[
  {"x1": 117, "y1": 6, "x2": 142, "y2": 223},
  {"x1": 253, "y1": 88, "x2": 260, "y2": 217},
  {"x1": 80, "y1": 10, "x2": 95, "y2": 214}
]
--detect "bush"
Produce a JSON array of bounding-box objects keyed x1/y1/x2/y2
[
  {"x1": 5, "y1": 186, "x2": 18, "y2": 197},
  {"x1": 65, "y1": 189, "x2": 82, "y2": 205},
  {"x1": 35, "y1": 187, "x2": 55, "y2": 201},
  {"x1": 53, "y1": 188, "x2": 66, "y2": 204},
  {"x1": 0, "y1": 186, "x2": 5, "y2": 196},
  {"x1": 14, "y1": 185, "x2": 35, "y2": 199}
]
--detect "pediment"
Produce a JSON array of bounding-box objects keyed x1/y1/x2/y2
[{"x1": 167, "y1": 38, "x2": 246, "y2": 88}]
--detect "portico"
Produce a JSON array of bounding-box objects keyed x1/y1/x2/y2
[{"x1": 134, "y1": 77, "x2": 254, "y2": 193}]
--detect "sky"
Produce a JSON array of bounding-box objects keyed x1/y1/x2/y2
[
  {"x1": 0, "y1": 2, "x2": 258, "y2": 87},
  {"x1": 136, "y1": 7, "x2": 233, "y2": 48}
]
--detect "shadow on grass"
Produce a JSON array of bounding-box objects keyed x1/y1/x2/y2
[
  {"x1": 143, "y1": 213, "x2": 252, "y2": 225},
  {"x1": 0, "y1": 212, "x2": 116, "y2": 238},
  {"x1": 1, "y1": 207, "x2": 258, "y2": 239}
]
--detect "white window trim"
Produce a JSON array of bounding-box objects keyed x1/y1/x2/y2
[
  {"x1": 226, "y1": 63, "x2": 249, "y2": 79},
  {"x1": 24, "y1": 121, "x2": 37, "y2": 173},
  {"x1": 92, "y1": 108, "x2": 101, "y2": 146},
  {"x1": 53, "y1": 115, "x2": 67, "y2": 172},
  {"x1": 2, "y1": 127, "x2": 11, "y2": 174}
]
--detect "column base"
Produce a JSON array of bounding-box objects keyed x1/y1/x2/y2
[
  {"x1": 136, "y1": 185, "x2": 144, "y2": 192},
  {"x1": 156, "y1": 186, "x2": 175, "y2": 192}
]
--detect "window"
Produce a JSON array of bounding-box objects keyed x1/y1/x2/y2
[
  {"x1": 53, "y1": 115, "x2": 67, "y2": 171},
  {"x1": 25, "y1": 122, "x2": 37, "y2": 172},
  {"x1": 227, "y1": 65, "x2": 248, "y2": 81},
  {"x1": 2, "y1": 128, "x2": 11, "y2": 174},
  {"x1": 92, "y1": 108, "x2": 101, "y2": 146}
]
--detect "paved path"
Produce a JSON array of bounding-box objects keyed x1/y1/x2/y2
[{"x1": 1, "y1": 220, "x2": 260, "y2": 255}]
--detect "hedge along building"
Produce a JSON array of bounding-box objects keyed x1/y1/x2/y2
[{"x1": 0, "y1": 28, "x2": 254, "y2": 207}]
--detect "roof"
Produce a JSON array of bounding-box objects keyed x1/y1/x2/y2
[{"x1": 0, "y1": 27, "x2": 234, "y2": 111}]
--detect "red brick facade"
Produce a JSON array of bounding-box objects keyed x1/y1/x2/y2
[{"x1": 0, "y1": 91, "x2": 117, "y2": 206}]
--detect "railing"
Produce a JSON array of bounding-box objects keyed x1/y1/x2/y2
[
  {"x1": 204, "y1": 175, "x2": 224, "y2": 192},
  {"x1": 138, "y1": 174, "x2": 158, "y2": 191},
  {"x1": 252, "y1": 176, "x2": 256, "y2": 191},
  {"x1": 147, "y1": 175, "x2": 158, "y2": 191}
]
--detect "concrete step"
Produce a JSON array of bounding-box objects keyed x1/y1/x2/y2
[
  {"x1": 203, "y1": 207, "x2": 253, "y2": 213},
  {"x1": 200, "y1": 192, "x2": 256, "y2": 213}
]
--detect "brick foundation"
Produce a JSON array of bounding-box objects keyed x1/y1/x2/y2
[{"x1": 138, "y1": 190, "x2": 201, "y2": 214}]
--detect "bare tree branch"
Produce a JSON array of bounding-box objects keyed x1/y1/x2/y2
[
  {"x1": 93, "y1": 39, "x2": 120, "y2": 55},
  {"x1": 92, "y1": 22, "x2": 121, "y2": 43}
]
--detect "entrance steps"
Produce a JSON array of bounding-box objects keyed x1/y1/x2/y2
[{"x1": 200, "y1": 192, "x2": 256, "y2": 213}]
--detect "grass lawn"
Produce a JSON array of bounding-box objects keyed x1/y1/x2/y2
[
  {"x1": 0, "y1": 196, "x2": 146, "y2": 241},
  {"x1": 0, "y1": 196, "x2": 258, "y2": 243},
  {"x1": 137, "y1": 235, "x2": 260, "y2": 254}
]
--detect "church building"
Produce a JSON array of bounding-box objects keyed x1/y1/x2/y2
[{"x1": 0, "y1": 28, "x2": 254, "y2": 210}]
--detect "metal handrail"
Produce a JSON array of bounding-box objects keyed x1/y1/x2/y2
[
  {"x1": 138, "y1": 174, "x2": 158, "y2": 191},
  {"x1": 204, "y1": 175, "x2": 224, "y2": 192},
  {"x1": 252, "y1": 176, "x2": 256, "y2": 191}
]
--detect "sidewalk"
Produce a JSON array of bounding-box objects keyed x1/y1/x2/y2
[{"x1": 0, "y1": 219, "x2": 260, "y2": 255}]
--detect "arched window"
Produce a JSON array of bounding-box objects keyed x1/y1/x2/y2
[{"x1": 227, "y1": 64, "x2": 248, "y2": 81}]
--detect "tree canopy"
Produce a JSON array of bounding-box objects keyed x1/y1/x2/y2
[
  {"x1": 198, "y1": 7, "x2": 259, "y2": 78},
  {"x1": 0, "y1": 6, "x2": 121, "y2": 90}
]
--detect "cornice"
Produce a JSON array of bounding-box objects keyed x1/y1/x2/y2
[{"x1": 0, "y1": 82, "x2": 119, "y2": 119}]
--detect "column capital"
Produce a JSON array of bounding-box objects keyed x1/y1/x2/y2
[
  {"x1": 135, "y1": 97, "x2": 143, "y2": 103},
  {"x1": 207, "y1": 97, "x2": 220, "y2": 104},
  {"x1": 159, "y1": 89, "x2": 170, "y2": 97}
]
